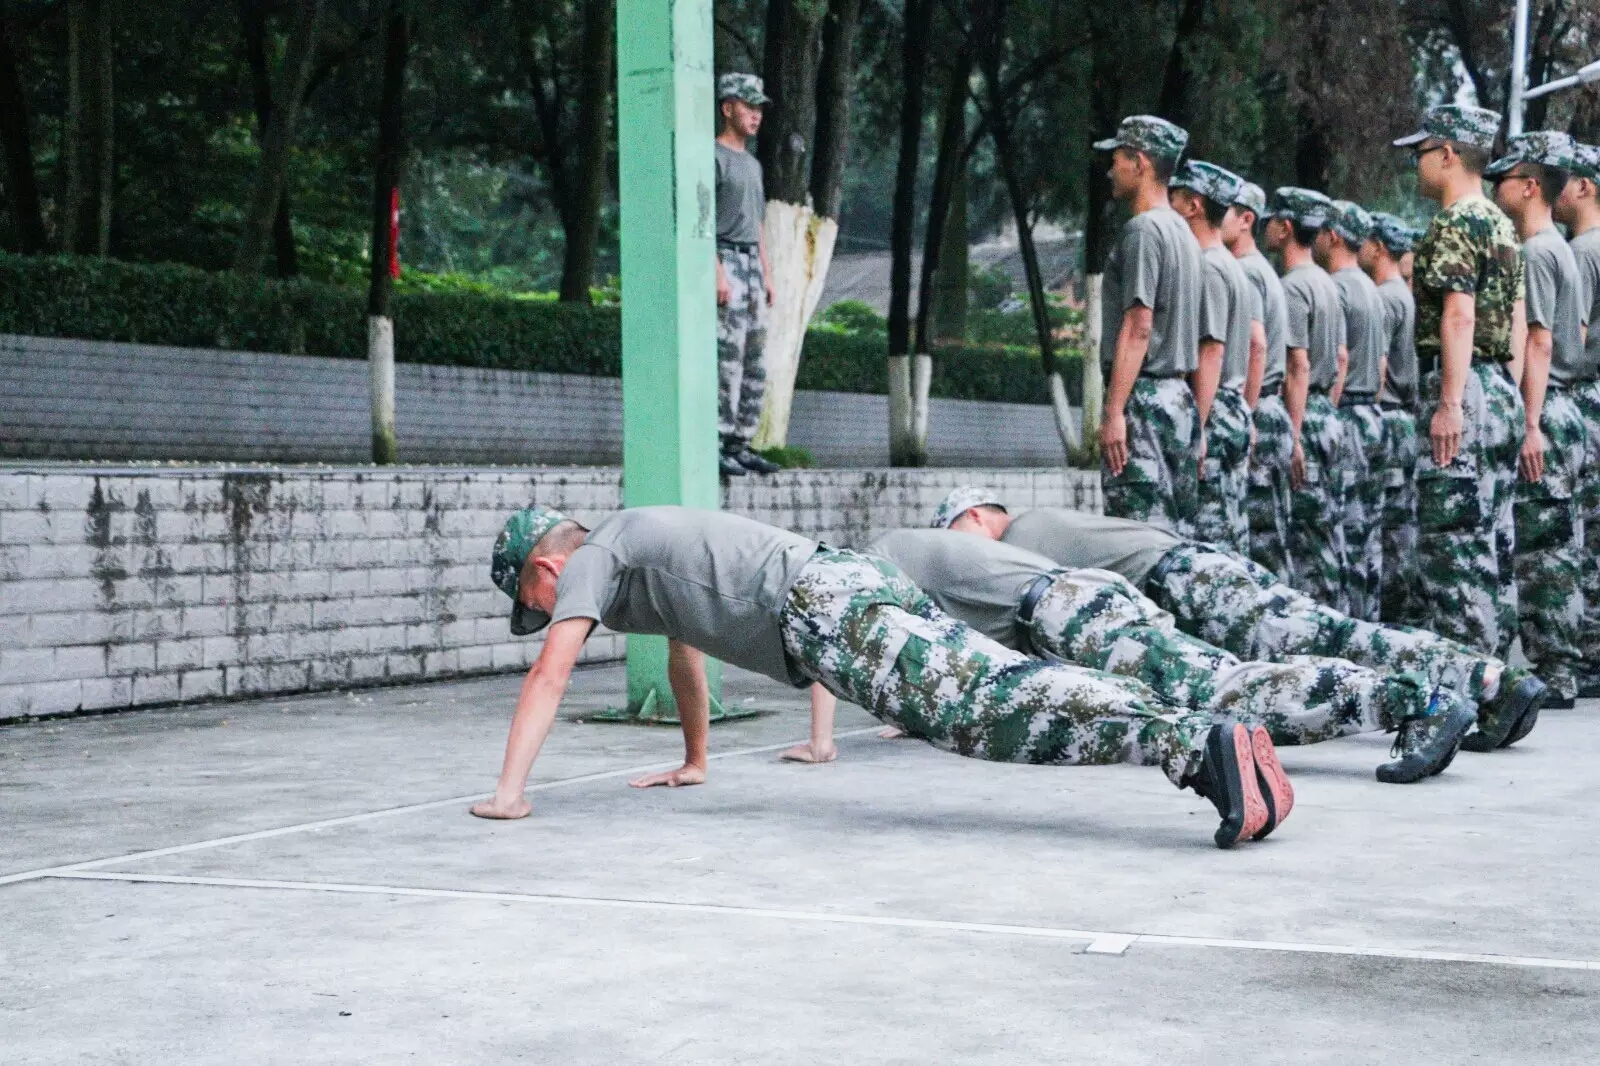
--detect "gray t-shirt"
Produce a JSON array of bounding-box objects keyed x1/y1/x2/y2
[
  {"x1": 1100, "y1": 205, "x2": 1202, "y2": 377},
  {"x1": 715, "y1": 142, "x2": 765, "y2": 245},
  {"x1": 1376, "y1": 277, "x2": 1417, "y2": 406},
  {"x1": 1570, "y1": 227, "x2": 1600, "y2": 381},
  {"x1": 1000, "y1": 509, "x2": 1180, "y2": 588},
  {"x1": 1200, "y1": 245, "x2": 1258, "y2": 391},
  {"x1": 1282, "y1": 263, "x2": 1346, "y2": 392},
  {"x1": 1523, "y1": 225, "x2": 1586, "y2": 387},
  {"x1": 1333, "y1": 266, "x2": 1386, "y2": 398},
  {"x1": 550, "y1": 507, "x2": 816, "y2": 685},
  {"x1": 1238, "y1": 251, "x2": 1288, "y2": 390},
  {"x1": 867, "y1": 529, "x2": 1057, "y2": 649}
]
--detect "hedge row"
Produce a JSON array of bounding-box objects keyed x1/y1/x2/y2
[{"x1": 0, "y1": 254, "x2": 1081, "y2": 404}]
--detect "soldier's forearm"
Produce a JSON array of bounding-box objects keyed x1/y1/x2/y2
[
  {"x1": 1438, "y1": 295, "x2": 1475, "y2": 406},
  {"x1": 1521, "y1": 333, "x2": 1552, "y2": 429}
]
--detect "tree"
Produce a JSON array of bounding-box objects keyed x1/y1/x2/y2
[
  {"x1": 0, "y1": 0, "x2": 46, "y2": 253},
  {"x1": 886, "y1": 0, "x2": 932, "y2": 466},
  {"x1": 240, "y1": 0, "x2": 303, "y2": 277},
  {"x1": 61, "y1": 0, "x2": 114, "y2": 255},
  {"x1": 366, "y1": 1, "x2": 407, "y2": 464}
]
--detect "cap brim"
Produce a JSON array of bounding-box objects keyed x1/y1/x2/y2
[
  {"x1": 509, "y1": 602, "x2": 550, "y2": 636},
  {"x1": 1092, "y1": 137, "x2": 1122, "y2": 152},
  {"x1": 1391, "y1": 130, "x2": 1429, "y2": 148},
  {"x1": 1483, "y1": 157, "x2": 1517, "y2": 177}
]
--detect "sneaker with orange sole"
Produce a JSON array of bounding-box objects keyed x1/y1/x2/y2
[
  {"x1": 1249, "y1": 726, "x2": 1294, "y2": 840},
  {"x1": 1183, "y1": 721, "x2": 1270, "y2": 849}
]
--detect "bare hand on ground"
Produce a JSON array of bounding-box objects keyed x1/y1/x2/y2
[
  {"x1": 779, "y1": 743, "x2": 838, "y2": 764},
  {"x1": 470, "y1": 795, "x2": 532, "y2": 820},
  {"x1": 629, "y1": 763, "x2": 708, "y2": 789}
]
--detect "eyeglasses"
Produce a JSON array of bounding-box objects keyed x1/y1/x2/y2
[
  {"x1": 1411, "y1": 143, "x2": 1448, "y2": 161},
  {"x1": 1491, "y1": 170, "x2": 1535, "y2": 185}
]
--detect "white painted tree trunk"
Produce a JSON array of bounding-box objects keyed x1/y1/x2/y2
[
  {"x1": 753, "y1": 199, "x2": 840, "y2": 449},
  {"x1": 912, "y1": 352, "x2": 932, "y2": 452},
  {"x1": 1048, "y1": 371, "x2": 1080, "y2": 456},
  {"x1": 368, "y1": 314, "x2": 397, "y2": 463},
  {"x1": 1082, "y1": 273, "x2": 1105, "y2": 445},
  {"x1": 888, "y1": 353, "x2": 914, "y2": 462}
]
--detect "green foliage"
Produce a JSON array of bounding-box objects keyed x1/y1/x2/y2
[
  {"x1": 797, "y1": 329, "x2": 1083, "y2": 406},
  {"x1": 752, "y1": 445, "x2": 817, "y2": 469},
  {"x1": 815, "y1": 299, "x2": 887, "y2": 336},
  {"x1": 967, "y1": 264, "x2": 1014, "y2": 312},
  {"x1": 966, "y1": 300, "x2": 1081, "y2": 348}
]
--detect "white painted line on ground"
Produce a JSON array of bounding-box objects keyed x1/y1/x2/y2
[
  {"x1": 46, "y1": 871, "x2": 1600, "y2": 974},
  {"x1": 0, "y1": 727, "x2": 882, "y2": 888}
]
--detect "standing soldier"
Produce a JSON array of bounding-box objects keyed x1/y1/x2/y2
[
  {"x1": 1263, "y1": 188, "x2": 1349, "y2": 611},
  {"x1": 1392, "y1": 104, "x2": 1526, "y2": 657},
  {"x1": 1488, "y1": 132, "x2": 1586, "y2": 707},
  {"x1": 1229, "y1": 182, "x2": 1295, "y2": 582},
  {"x1": 713, "y1": 74, "x2": 781, "y2": 478},
  {"x1": 1095, "y1": 116, "x2": 1203, "y2": 535},
  {"x1": 1362, "y1": 212, "x2": 1423, "y2": 624},
  {"x1": 1320, "y1": 201, "x2": 1388, "y2": 621},
  {"x1": 1171, "y1": 161, "x2": 1263, "y2": 553}
]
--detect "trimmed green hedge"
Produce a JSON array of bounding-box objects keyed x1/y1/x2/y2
[{"x1": 0, "y1": 254, "x2": 1080, "y2": 404}]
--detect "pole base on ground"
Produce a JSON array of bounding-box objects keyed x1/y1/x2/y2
[{"x1": 588, "y1": 689, "x2": 761, "y2": 725}]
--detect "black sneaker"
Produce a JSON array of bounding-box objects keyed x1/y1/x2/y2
[
  {"x1": 735, "y1": 448, "x2": 782, "y2": 474},
  {"x1": 1461, "y1": 672, "x2": 1546, "y2": 752},
  {"x1": 719, "y1": 453, "x2": 747, "y2": 477},
  {"x1": 1541, "y1": 688, "x2": 1576, "y2": 711},
  {"x1": 1182, "y1": 722, "x2": 1268, "y2": 849},
  {"x1": 1375, "y1": 696, "x2": 1477, "y2": 783},
  {"x1": 1578, "y1": 674, "x2": 1600, "y2": 700}
]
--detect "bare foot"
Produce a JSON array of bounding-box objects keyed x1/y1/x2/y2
[
  {"x1": 470, "y1": 795, "x2": 532, "y2": 820},
  {"x1": 780, "y1": 743, "x2": 838, "y2": 764},
  {"x1": 628, "y1": 763, "x2": 708, "y2": 789},
  {"x1": 877, "y1": 726, "x2": 907, "y2": 740}
]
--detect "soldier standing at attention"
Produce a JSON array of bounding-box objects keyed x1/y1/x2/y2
[
  {"x1": 1392, "y1": 104, "x2": 1526, "y2": 657},
  {"x1": 713, "y1": 74, "x2": 781, "y2": 478},
  {"x1": 1362, "y1": 213, "x2": 1423, "y2": 624},
  {"x1": 1488, "y1": 132, "x2": 1587, "y2": 707},
  {"x1": 1320, "y1": 201, "x2": 1388, "y2": 622},
  {"x1": 1229, "y1": 182, "x2": 1295, "y2": 582},
  {"x1": 1264, "y1": 188, "x2": 1349, "y2": 612},
  {"x1": 1171, "y1": 161, "x2": 1263, "y2": 553},
  {"x1": 1094, "y1": 115, "x2": 1204, "y2": 535}
]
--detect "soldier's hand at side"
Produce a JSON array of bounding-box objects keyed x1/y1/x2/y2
[
  {"x1": 1430, "y1": 402, "x2": 1464, "y2": 467},
  {"x1": 1100, "y1": 410, "x2": 1128, "y2": 476},
  {"x1": 629, "y1": 763, "x2": 707, "y2": 789},
  {"x1": 1197, "y1": 436, "x2": 1208, "y2": 480},
  {"x1": 1520, "y1": 423, "x2": 1545, "y2": 483},
  {"x1": 1249, "y1": 423, "x2": 1257, "y2": 460},
  {"x1": 765, "y1": 279, "x2": 776, "y2": 307},
  {"x1": 1290, "y1": 439, "x2": 1307, "y2": 490},
  {"x1": 716, "y1": 273, "x2": 732, "y2": 306}
]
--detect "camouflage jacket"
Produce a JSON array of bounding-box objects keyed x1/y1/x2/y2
[{"x1": 1413, "y1": 195, "x2": 1524, "y2": 365}]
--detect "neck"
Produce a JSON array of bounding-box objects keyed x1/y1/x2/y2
[
  {"x1": 1131, "y1": 181, "x2": 1170, "y2": 216},
  {"x1": 1438, "y1": 170, "x2": 1485, "y2": 210},
  {"x1": 1228, "y1": 233, "x2": 1259, "y2": 258},
  {"x1": 1513, "y1": 202, "x2": 1554, "y2": 241},
  {"x1": 1281, "y1": 241, "x2": 1315, "y2": 270},
  {"x1": 1370, "y1": 257, "x2": 1400, "y2": 285},
  {"x1": 1327, "y1": 245, "x2": 1360, "y2": 272},
  {"x1": 716, "y1": 128, "x2": 746, "y2": 150},
  {"x1": 1571, "y1": 202, "x2": 1600, "y2": 238},
  {"x1": 1187, "y1": 220, "x2": 1222, "y2": 248}
]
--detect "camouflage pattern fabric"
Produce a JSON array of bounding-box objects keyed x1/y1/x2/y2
[
  {"x1": 1287, "y1": 393, "x2": 1348, "y2": 612},
  {"x1": 779, "y1": 549, "x2": 1209, "y2": 785},
  {"x1": 1413, "y1": 363, "x2": 1525, "y2": 657},
  {"x1": 1171, "y1": 160, "x2": 1245, "y2": 208},
  {"x1": 1514, "y1": 389, "x2": 1588, "y2": 698},
  {"x1": 1246, "y1": 395, "x2": 1295, "y2": 583},
  {"x1": 1103, "y1": 376, "x2": 1201, "y2": 537},
  {"x1": 1485, "y1": 130, "x2": 1581, "y2": 177},
  {"x1": 1379, "y1": 407, "x2": 1422, "y2": 625},
  {"x1": 1195, "y1": 388, "x2": 1252, "y2": 554},
  {"x1": 1269, "y1": 187, "x2": 1336, "y2": 228},
  {"x1": 1573, "y1": 380, "x2": 1600, "y2": 668},
  {"x1": 717, "y1": 246, "x2": 768, "y2": 451},
  {"x1": 717, "y1": 72, "x2": 771, "y2": 106},
  {"x1": 1093, "y1": 114, "x2": 1188, "y2": 164},
  {"x1": 1337, "y1": 402, "x2": 1388, "y2": 622},
  {"x1": 1413, "y1": 196, "x2": 1524, "y2": 369},
  {"x1": 1392, "y1": 103, "x2": 1502, "y2": 151},
  {"x1": 1023, "y1": 567, "x2": 1430, "y2": 747}
]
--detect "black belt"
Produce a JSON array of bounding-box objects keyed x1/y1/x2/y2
[
  {"x1": 718, "y1": 240, "x2": 758, "y2": 252},
  {"x1": 1139, "y1": 371, "x2": 1189, "y2": 380},
  {"x1": 1379, "y1": 399, "x2": 1414, "y2": 412},
  {"x1": 1258, "y1": 380, "x2": 1283, "y2": 400},
  {"x1": 1014, "y1": 573, "x2": 1056, "y2": 657},
  {"x1": 1338, "y1": 392, "x2": 1378, "y2": 408}
]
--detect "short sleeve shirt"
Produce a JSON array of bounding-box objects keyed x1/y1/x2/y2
[
  {"x1": 1571, "y1": 227, "x2": 1600, "y2": 381},
  {"x1": 1100, "y1": 206, "x2": 1203, "y2": 377},
  {"x1": 1200, "y1": 246, "x2": 1257, "y2": 391},
  {"x1": 1333, "y1": 267, "x2": 1386, "y2": 397},
  {"x1": 1376, "y1": 277, "x2": 1418, "y2": 406},
  {"x1": 715, "y1": 142, "x2": 766, "y2": 245},
  {"x1": 1238, "y1": 251, "x2": 1288, "y2": 389},
  {"x1": 867, "y1": 529, "x2": 1058, "y2": 648},
  {"x1": 1522, "y1": 225, "x2": 1586, "y2": 387},
  {"x1": 550, "y1": 507, "x2": 817, "y2": 684},
  {"x1": 1281, "y1": 264, "x2": 1345, "y2": 391},
  {"x1": 999, "y1": 509, "x2": 1180, "y2": 588},
  {"x1": 1412, "y1": 195, "x2": 1524, "y2": 365}
]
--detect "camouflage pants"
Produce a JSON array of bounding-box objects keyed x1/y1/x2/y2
[
  {"x1": 1288, "y1": 392, "x2": 1347, "y2": 613},
  {"x1": 717, "y1": 246, "x2": 768, "y2": 451},
  {"x1": 1143, "y1": 542, "x2": 1498, "y2": 706},
  {"x1": 1024, "y1": 568, "x2": 1427, "y2": 746},
  {"x1": 1337, "y1": 401, "x2": 1387, "y2": 622},
  {"x1": 779, "y1": 549, "x2": 1210, "y2": 785},
  {"x1": 1514, "y1": 388, "x2": 1588, "y2": 698},
  {"x1": 1247, "y1": 394, "x2": 1295, "y2": 584},
  {"x1": 1103, "y1": 376, "x2": 1200, "y2": 537},
  {"x1": 1414, "y1": 363, "x2": 1524, "y2": 658},
  {"x1": 1195, "y1": 388, "x2": 1252, "y2": 555},
  {"x1": 1379, "y1": 406, "x2": 1421, "y2": 625},
  {"x1": 1572, "y1": 379, "x2": 1600, "y2": 672}
]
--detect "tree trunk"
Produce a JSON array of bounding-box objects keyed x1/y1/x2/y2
[
  {"x1": 1294, "y1": 102, "x2": 1331, "y2": 190},
  {"x1": 758, "y1": 0, "x2": 825, "y2": 204},
  {"x1": 88, "y1": 0, "x2": 111, "y2": 255},
  {"x1": 809, "y1": 0, "x2": 859, "y2": 218},
  {"x1": 887, "y1": 0, "x2": 931, "y2": 467},
  {"x1": 62, "y1": 0, "x2": 112, "y2": 255},
  {"x1": 557, "y1": 0, "x2": 613, "y2": 302},
  {"x1": 237, "y1": 0, "x2": 323, "y2": 275},
  {"x1": 1155, "y1": 0, "x2": 1205, "y2": 131},
  {"x1": 241, "y1": 0, "x2": 299, "y2": 277},
  {"x1": 0, "y1": 2, "x2": 47, "y2": 253},
  {"x1": 932, "y1": 158, "x2": 967, "y2": 343},
  {"x1": 1523, "y1": 0, "x2": 1567, "y2": 134},
  {"x1": 367, "y1": 5, "x2": 407, "y2": 465},
  {"x1": 1080, "y1": 6, "x2": 1116, "y2": 446},
  {"x1": 915, "y1": 47, "x2": 971, "y2": 357}
]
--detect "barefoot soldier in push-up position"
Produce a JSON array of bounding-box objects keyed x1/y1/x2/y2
[{"x1": 474, "y1": 505, "x2": 1294, "y2": 848}]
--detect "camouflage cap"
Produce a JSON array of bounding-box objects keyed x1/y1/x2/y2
[
  {"x1": 1485, "y1": 130, "x2": 1579, "y2": 177},
  {"x1": 1171, "y1": 160, "x2": 1246, "y2": 208},
  {"x1": 1368, "y1": 211, "x2": 1417, "y2": 254},
  {"x1": 930, "y1": 487, "x2": 1006, "y2": 529},
  {"x1": 1571, "y1": 142, "x2": 1600, "y2": 181},
  {"x1": 1327, "y1": 199, "x2": 1373, "y2": 246},
  {"x1": 717, "y1": 72, "x2": 770, "y2": 107},
  {"x1": 1093, "y1": 114, "x2": 1189, "y2": 165},
  {"x1": 1267, "y1": 186, "x2": 1335, "y2": 229},
  {"x1": 491, "y1": 506, "x2": 570, "y2": 635},
  {"x1": 1392, "y1": 104, "x2": 1502, "y2": 151},
  {"x1": 1232, "y1": 181, "x2": 1268, "y2": 217}
]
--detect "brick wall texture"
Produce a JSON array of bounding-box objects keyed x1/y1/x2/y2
[{"x1": 0, "y1": 465, "x2": 1100, "y2": 721}]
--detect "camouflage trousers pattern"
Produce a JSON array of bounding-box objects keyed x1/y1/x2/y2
[
  {"x1": 1414, "y1": 363, "x2": 1524, "y2": 658},
  {"x1": 1195, "y1": 388, "x2": 1252, "y2": 555},
  {"x1": 779, "y1": 549, "x2": 1210, "y2": 785},
  {"x1": 1246, "y1": 394, "x2": 1295, "y2": 584},
  {"x1": 1288, "y1": 392, "x2": 1348, "y2": 613},
  {"x1": 1572, "y1": 379, "x2": 1600, "y2": 672},
  {"x1": 1379, "y1": 406, "x2": 1421, "y2": 626},
  {"x1": 1514, "y1": 388, "x2": 1588, "y2": 698},
  {"x1": 716, "y1": 246, "x2": 768, "y2": 450},
  {"x1": 1023, "y1": 568, "x2": 1427, "y2": 747},
  {"x1": 1337, "y1": 401, "x2": 1387, "y2": 622},
  {"x1": 1143, "y1": 542, "x2": 1499, "y2": 707},
  {"x1": 1103, "y1": 376, "x2": 1200, "y2": 537}
]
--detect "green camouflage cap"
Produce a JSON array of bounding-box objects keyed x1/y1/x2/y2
[
  {"x1": 1093, "y1": 114, "x2": 1189, "y2": 165},
  {"x1": 1571, "y1": 143, "x2": 1600, "y2": 180},
  {"x1": 1232, "y1": 181, "x2": 1268, "y2": 216},
  {"x1": 717, "y1": 72, "x2": 770, "y2": 107},
  {"x1": 1368, "y1": 211, "x2": 1417, "y2": 254},
  {"x1": 1392, "y1": 104, "x2": 1502, "y2": 151},
  {"x1": 1171, "y1": 160, "x2": 1246, "y2": 208},
  {"x1": 491, "y1": 506, "x2": 570, "y2": 635},
  {"x1": 930, "y1": 487, "x2": 1006, "y2": 529},
  {"x1": 1268, "y1": 186, "x2": 1335, "y2": 229},
  {"x1": 1485, "y1": 130, "x2": 1579, "y2": 177},
  {"x1": 1327, "y1": 199, "x2": 1373, "y2": 245}
]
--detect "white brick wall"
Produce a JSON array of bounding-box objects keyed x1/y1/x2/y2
[{"x1": 0, "y1": 464, "x2": 1099, "y2": 721}]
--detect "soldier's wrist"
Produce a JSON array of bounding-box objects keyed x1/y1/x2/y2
[{"x1": 1436, "y1": 399, "x2": 1463, "y2": 412}]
